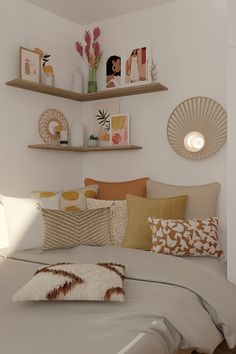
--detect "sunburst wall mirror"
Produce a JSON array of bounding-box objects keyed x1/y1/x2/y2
[{"x1": 167, "y1": 97, "x2": 227, "y2": 160}]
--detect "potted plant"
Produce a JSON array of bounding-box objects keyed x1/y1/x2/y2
[{"x1": 87, "y1": 134, "x2": 99, "y2": 147}]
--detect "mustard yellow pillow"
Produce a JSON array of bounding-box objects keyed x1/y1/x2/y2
[
  {"x1": 59, "y1": 185, "x2": 98, "y2": 211},
  {"x1": 122, "y1": 194, "x2": 188, "y2": 250}
]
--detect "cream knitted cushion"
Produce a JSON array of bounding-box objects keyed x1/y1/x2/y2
[{"x1": 13, "y1": 263, "x2": 125, "y2": 302}]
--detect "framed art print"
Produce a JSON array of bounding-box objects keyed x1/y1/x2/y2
[
  {"x1": 106, "y1": 55, "x2": 121, "y2": 89},
  {"x1": 20, "y1": 47, "x2": 41, "y2": 83},
  {"x1": 110, "y1": 114, "x2": 129, "y2": 146},
  {"x1": 122, "y1": 43, "x2": 151, "y2": 87}
]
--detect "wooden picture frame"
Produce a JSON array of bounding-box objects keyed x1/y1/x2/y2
[{"x1": 19, "y1": 47, "x2": 41, "y2": 83}]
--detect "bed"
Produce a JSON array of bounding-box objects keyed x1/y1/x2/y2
[{"x1": 1, "y1": 245, "x2": 236, "y2": 354}]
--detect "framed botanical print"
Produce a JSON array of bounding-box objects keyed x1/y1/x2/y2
[{"x1": 110, "y1": 114, "x2": 129, "y2": 146}]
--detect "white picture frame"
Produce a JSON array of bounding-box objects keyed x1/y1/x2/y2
[{"x1": 110, "y1": 114, "x2": 130, "y2": 146}]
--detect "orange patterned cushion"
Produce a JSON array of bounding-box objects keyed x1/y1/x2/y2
[
  {"x1": 148, "y1": 217, "x2": 224, "y2": 258},
  {"x1": 84, "y1": 177, "x2": 149, "y2": 200}
]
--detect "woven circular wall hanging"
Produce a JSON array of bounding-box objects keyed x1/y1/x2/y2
[
  {"x1": 167, "y1": 97, "x2": 227, "y2": 160},
  {"x1": 38, "y1": 109, "x2": 69, "y2": 145}
]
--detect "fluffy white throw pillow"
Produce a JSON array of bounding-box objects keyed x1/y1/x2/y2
[{"x1": 13, "y1": 263, "x2": 126, "y2": 302}]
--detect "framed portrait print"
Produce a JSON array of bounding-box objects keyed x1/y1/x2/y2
[
  {"x1": 20, "y1": 47, "x2": 41, "y2": 83},
  {"x1": 122, "y1": 43, "x2": 151, "y2": 87}
]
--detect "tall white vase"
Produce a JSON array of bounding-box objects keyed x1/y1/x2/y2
[
  {"x1": 72, "y1": 66, "x2": 83, "y2": 93},
  {"x1": 70, "y1": 122, "x2": 85, "y2": 147}
]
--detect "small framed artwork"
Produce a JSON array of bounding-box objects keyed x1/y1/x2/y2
[
  {"x1": 19, "y1": 47, "x2": 41, "y2": 83},
  {"x1": 122, "y1": 43, "x2": 151, "y2": 86},
  {"x1": 93, "y1": 99, "x2": 120, "y2": 146},
  {"x1": 110, "y1": 114, "x2": 129, "y2": 146},
  {"x1": 106, "y1": 55, "x2": 121, "y2": 89}
]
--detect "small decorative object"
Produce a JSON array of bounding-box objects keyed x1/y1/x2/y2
[
  {"x1": 38, "y1": 109, "x2": 69, "y2": 145},
  {"x1": 34, "y1": 48, "x2": 55, "y2": 86},
  {"x1": 93, "y1": 100, "x2": 119, "y2": 146},
  {"x1": 167, "y1": 97, "x2": 227, "y2": 160},
  {"x1": 122, "y1": 44, "x2": 151, "y2": 86},
  {"x1": 72, "y1": 65, "x2": 83, "y2": 92},
  {"x1": 20, "y1": 47, "x2": 41, "y2": 83},
  {"x1": 75, "y1": 27, "x2": 102, "y2": 93},
  {"x1": 106, "y1": 55, "x2": 121, "y2": 88},
  {"x1": 70, "y1": 122, "x2": 85, "y2": 147},
  {"x1": 60, "y1": 130, "x2": 69, "y2": 146},
  {"x1": 110, "y1": 114, "x2": 129, "y2": 146},
  {"x1": 150, "y1": 59, "x2": 158, "y2": 83},
  {"x1": 88, "y1": 134, "x2": 99, "y2": 148}
]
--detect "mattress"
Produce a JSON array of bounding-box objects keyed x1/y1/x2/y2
[{"x1": 1, "y1": 245, "x2": 235, "y2": 354}]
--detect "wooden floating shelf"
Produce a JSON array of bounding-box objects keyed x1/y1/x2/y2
[
  {"x1": 28, "y1": 144, "x2": 143, "y2": 152},
  {"x1": 6, "y1": 79, "x2": 168, "y2": 102}
]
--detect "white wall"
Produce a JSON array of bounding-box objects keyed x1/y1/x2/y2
[
  {"x1": 227, "y1": 0, "x2": 236, "y2": 283},
  {"x1": 0, "y1": 0, "x2": 84, "y2": 197},
  {"x1": 82, "y1": 0, "x2": 228, "y2": 250}
]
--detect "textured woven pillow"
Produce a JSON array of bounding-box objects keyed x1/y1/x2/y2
[
  {"x1": 42, "y1": 208, "x2": 111, "y2": 250},
  {"x1": 59, "y1": 185, "x2": 98, "y2": 211},
  {"x1": 84, "y1": 177, "x2": 149, "y2": 200},
  {"x1": 87, "y1": 198, "x2": 128, "y2": 246},
  {"x1": 148, "y1": 217, "x2": 224, "y2": 258},
  {"x1": 146, "y1": 180, "x2": 220, "y2": 219},
  {"x1": 13, "y1": 263, "x2": 125, "y2": 302},
  {"x1": 122, "y1": 194, "x2": 188, "y2": 251}
]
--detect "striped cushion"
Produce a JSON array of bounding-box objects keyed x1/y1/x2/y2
[{"x1": 42, "y1": 208, "x2": 111, "y2": 250}]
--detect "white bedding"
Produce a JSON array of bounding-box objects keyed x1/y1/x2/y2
[{"x1": 1, "y1": 245, "x2": 236, "y2": 354}]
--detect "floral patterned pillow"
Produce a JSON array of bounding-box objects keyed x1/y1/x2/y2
[{"x1": 148, "y1": 217, "x2": 224, "y2": 258}]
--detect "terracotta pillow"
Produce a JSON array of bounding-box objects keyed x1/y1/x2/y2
[
  {"x1": 84, "y1": 177, "x2": 149, "y2": 200},
  {"x1": 148, "y1": 217, "x2": 224, "y2": 258}
]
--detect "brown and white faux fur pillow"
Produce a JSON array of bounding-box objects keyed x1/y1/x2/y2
[{"x1": 13, "y1": 263, "x2": 125, "y2": 302}]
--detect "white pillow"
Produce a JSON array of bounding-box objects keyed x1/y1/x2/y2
[
  {"x1": 1, "y1": 195, "x2": 59, "y2": 254},
  {"x1": 0, "y1": 200, "x2": 9, "y2": 249},
  {"x1": 87, "y1": 198, "x2": 128, "y2": 246},
  {"x1": 13, "y1": 263, "x2": 125, "y2": 302}
]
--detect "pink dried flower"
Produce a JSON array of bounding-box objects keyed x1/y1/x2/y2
[
  {"x1": 93, "y1": 27, "x2": 101, "y2": 41},
  {"x1": 75, "y1": 41, "x2": 83, "y2": 56},
  {"x1": 84, "y1": 30, "x2": 91, "y2": 47},
  {"x1": 85, "y1": 44, "x2": 90, "y2": 59},
  {"x1": 93, "y1": 41, "x2": 100, "y2": 59}
]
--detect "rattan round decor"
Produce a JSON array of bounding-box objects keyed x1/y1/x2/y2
[
  {"x1": 38, "y1": 109, "x2": 69, "y2": 145},
  {"x1": 167, "y1": 97, "x2": 227, "y2": 160}
]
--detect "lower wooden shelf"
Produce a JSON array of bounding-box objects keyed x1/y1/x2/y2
[{"x1": 28, "y1": 144, "x2": 143, "y2": 152}]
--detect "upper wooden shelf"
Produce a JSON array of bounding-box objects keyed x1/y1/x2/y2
[
  {"x1": 6, "y1": 79, "x2": 168, "y2": 102},
  {"x1": 28, "y1": 144, "x2": 143, "y2": 152}
]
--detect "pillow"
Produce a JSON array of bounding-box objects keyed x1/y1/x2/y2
[
  {"x1": 87, "y1": 198, "x2": 128, "y2": 246},
  {"x1": 59, "y1": 185, "x2": 98, "y2": 211},
  {"x1": 122, "y1": 194, "x2": 188, "y2": 251},
  {"x1": 13, "y1": 262, "x2": 125, "y2": 302},
  {"x1": 148, "y1": 217, "x2": 224, "y2": 258},
  {"x1": 84, "y1": 177, "x2": 149, "y2": 200},
  {"x1": 31, "y1": 191, "x2": 61, "y2": 198},
  {"x1": 1, "y1": 195, "x2": 59, "y2": 254},
  {"x1": 146, "y1": 180, "x2": 220, "y2": 219},
  {"x1": 42, "y1": 208, "x2": 111, "y2": 250}
]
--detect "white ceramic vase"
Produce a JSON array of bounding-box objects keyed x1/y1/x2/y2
[
  {"x1": 41, "y1": 72, "x2": 54, "y2": 86},
  {"x1": 72, "y1": 66, "x2": 83, "y2": 93},
  {"x1": 70, "y1": 122, "x2": 85, "y2": 147}
]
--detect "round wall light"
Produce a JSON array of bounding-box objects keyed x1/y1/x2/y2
[
  {"x1": 167, "y1": 97, "x2": 227, "y2": 160},
  {"x1": 184, "y1": 131, "x2": 205, "y2": 152}
]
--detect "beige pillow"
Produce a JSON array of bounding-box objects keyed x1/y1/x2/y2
[
  {"x1": 87, "y1": 198, "x2": 128, "y2": 246},
  {"x1": 146, "y1": 180, "x2": 220, "y2": 219},
  {"x1": 122, "y1": 194, "x2": 188, "y2": 251},
  {"x1": 59, "y1": 185, "x2": 98, "y2": 211},
  {"x1": 13, "y1": 263, "x2": 125, "y2": 302},
  {"x1": 42, "y1": 208, "x2": 111, "y2": 250},
  {"x1": 148, "y1": 217, "x2": 224, "y2": 258}
]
